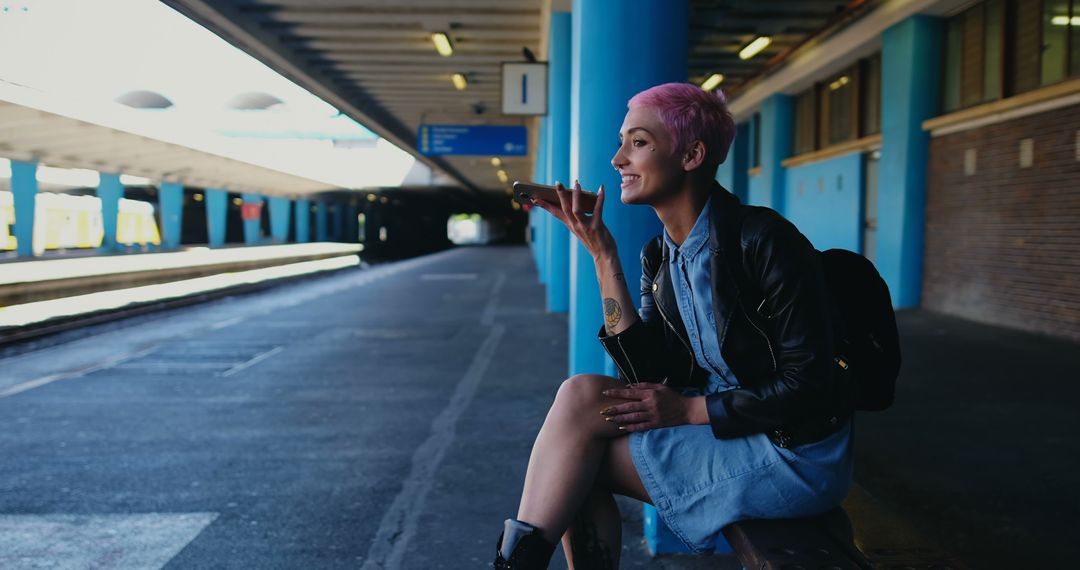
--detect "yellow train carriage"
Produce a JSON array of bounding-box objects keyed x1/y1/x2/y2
[{"x1": 0, "y1": 190, "x2": 161, "y2": 254}]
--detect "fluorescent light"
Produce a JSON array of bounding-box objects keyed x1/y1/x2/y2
[
  {"x1": 451, "y1": 73, "x2": 468, "y2": 90},
  {"x1": 431, "y1": 32, "x2": 453, "y2": 56},
  {"x1": 496, "y1": 169, "x2": 508, "y2": 183},
  {"x1": 490, "y1": 157, "x2": 502, "y2": 167},
  {"x1": 739, "y1": 36, "x2": 771, "y2": 60},
  {"x1": 701, "y1": 73, "x2": 725, "y2": 92},
  {"x1": 1051, "y1": 15, "x2": 1080, "y2": 25},
  {"x1": 828, "y1": 75, "x2": 850, "y2": 91}
]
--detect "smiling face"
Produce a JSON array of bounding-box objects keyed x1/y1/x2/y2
[{"x1": 611, "y1": 106, "x2": 686, "y2": 206}]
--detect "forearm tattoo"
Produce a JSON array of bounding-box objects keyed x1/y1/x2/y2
[
  {"x1": 613, "y1": 272, "x2": 625, "y2": 282},
  {"x1": 603, "y1": 298, "x2": 622, "y2": 334}
]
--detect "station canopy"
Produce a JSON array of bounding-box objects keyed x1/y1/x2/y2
[
  {"x1": 160, "y1": 0, "x2": 875, "y2": 195},
  {"x1": 0, "y1": 0, "x2": 424, "y2": 196},
  {"x1": 0, "y1": 0, "x2": 885, "y2": 197}
]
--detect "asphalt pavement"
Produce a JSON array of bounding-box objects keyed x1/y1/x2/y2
[
  {"x1": 0, "y1": 245, "x2": 729, "y2": 569},
  {"x1": 1, "y1": 244, "x2": 1073, "y2": 569}
]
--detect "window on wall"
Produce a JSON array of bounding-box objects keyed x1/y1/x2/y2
[
  {"x1": 945, "y1": 0, "x2": 1079, "y2": 113},
  {"x1": 822, "y1": 65, "x2": 859, "y2": 146},
  {"x1": 789, "y1": 53, "x2": 880, "y2": 156},
  {"x1": 794, "y1": 90, "x2": 817, "y2": 155},
  {"x1": 861, "y1": 55, "x2": 882, "y2": 136}
]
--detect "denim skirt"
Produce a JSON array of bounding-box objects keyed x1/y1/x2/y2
[{"x1": 628, "y1": 412, "x2": 853, "y2": 553}]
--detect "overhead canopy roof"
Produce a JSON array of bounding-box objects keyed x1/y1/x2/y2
[
  {"x1": 0, "y1": 82, "x2": 335, "y2": 196},
  {"x1": 161, "y1": 0, "x2": 872, "y2": 196}
]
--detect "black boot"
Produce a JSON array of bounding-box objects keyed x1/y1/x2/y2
[{"x1": 493, "y1": 521, "x2": 555, "y2": 570}]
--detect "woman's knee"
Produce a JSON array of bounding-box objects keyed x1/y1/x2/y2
[{"x1": 554, "y1": 374, "x2": 614, "y2": 411}]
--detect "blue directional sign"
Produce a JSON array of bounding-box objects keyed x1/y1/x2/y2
[{"x1": 418, "y1": 124, "x2": 527, "y2": 156}]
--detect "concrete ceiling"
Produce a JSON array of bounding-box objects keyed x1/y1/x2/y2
[
  {"x1": 0, "y1": 93, "x2": 330, "y2": 196},
  {"x1": 161, "y1": 0, "x2": 868, "y2": 197}
]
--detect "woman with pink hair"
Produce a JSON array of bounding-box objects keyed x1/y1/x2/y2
[{"x1": 495, "y1": 83, "x2": 853, "y2": 569}]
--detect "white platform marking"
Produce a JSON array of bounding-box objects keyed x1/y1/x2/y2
[{"x1": 0, "y1": 512, "x2": 217, "y2": 569}]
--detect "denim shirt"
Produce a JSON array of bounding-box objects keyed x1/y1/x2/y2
[{"x1": 663, "y1": 196, "x2": 738, "y2": 392}]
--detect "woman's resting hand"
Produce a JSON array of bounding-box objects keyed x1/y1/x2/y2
[{"x1": 600, "y1": 383, "x2": 708, "y2": 432}]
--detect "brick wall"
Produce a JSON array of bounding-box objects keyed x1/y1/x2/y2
[{"x1": 923, "y1": 102, "x2": 1080, "y2": 341}]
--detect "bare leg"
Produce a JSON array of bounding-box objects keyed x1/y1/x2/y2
[
  {"x1": 516, "y1": 374, "x2": 650, "y2": 547},
  {"x1": 561, "y1": 433, "x2": 653, "y2": 569}
]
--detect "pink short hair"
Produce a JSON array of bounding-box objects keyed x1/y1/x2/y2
[{"x1": 627, "y1": 82, "x2": 737, "y2": 171}]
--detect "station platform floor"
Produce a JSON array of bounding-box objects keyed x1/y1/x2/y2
[{"x1": 0, "y1": 244, "x2": 1072, "y2": 569}]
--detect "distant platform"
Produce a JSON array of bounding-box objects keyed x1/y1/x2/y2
[{"x1": 0, "y1": 243, "x2": 361, "y2": 330}]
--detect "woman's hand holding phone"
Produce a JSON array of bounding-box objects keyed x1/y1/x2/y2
[
  {"x1": 530, "y1": 180, "x2": 637, "y2": 337},
  {"x1": 528, "y1": 180, "x2": 617, "y2": 262}
]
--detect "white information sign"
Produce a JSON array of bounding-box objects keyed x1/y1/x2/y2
[{"x1": 501, "y1": 62, "x2": 547, "y2": 116}]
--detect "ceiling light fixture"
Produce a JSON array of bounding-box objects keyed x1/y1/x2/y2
[
  {"x1": 739, "y1": 36, "x2": 771, "y2": 60},
  {"x1": 828, "y1": 75, "x2": 850, "y2": 91},
  {"x1": 701, "y1": 73, "x2": 725, "y2": 92},
  {"x1": 496, "y1": 169, "x2": 509, "y2": 183},
  {"x1": 491, "y1": 157, "x2": 502, "y2": 167},
  {"x1": 431, "y1": 32, "x2": 454, "y2": 57},
  {"x1": 451, "y1": 73, "x2": 468, "y2": 90}
]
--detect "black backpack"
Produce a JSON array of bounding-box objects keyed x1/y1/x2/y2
[{"x1": 818, "y1": 248, "x2": 901, "y2": 411}]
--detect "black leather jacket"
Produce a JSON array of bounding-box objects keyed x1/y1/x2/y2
[{"x1": 598, "y1": 185, "x2": 852, "y2": 447}]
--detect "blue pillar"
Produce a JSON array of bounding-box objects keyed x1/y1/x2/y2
[
  {"x1": 534, "y1": 117, "x2": 550, "y2": 283},
  {"x1": 295, "y1": 199, "x2": 311, "y2": 243},
  {"x1": 879, "y1": 16, "x2": 942, "y2": 309},
  {"x1": 97, "y1": 173, "x2": 123, "y2": 252},
  {"x1": 205, "y1": 188, "x2": 227, "y2": 248},
  {"x1": 241, "y1": 193, "x2": 263, "y2": 245},
  {"x1": 268, "y1": 197, "x2": 291, "y2": 243},
  {"x1": 545, "y1": 9, "x2": 573, "y2": 314},
  {"x1": 159, "y1": 182, "x2": 183, "y2": 250},
  {"x1": 569, "y1": 0, "x2": 685, "y2": 376},
  {"x1": 716, "y1": 122, "x2": 750, "y2": 203},
  {"x1": 10, "y1": 160, "x2": 38, "y2": 257},
  {"x1": 315, "y1": 201, "x2": 329, "y2": 241},
  {"x1": 747, "y1": 95, "x2": 793, "y2": 212}
]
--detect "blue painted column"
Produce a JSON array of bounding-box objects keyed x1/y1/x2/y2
[
  {"x1": 315, "y1": 201, "x2": 329, "y2": 241},
  {"x1": 295, "y1": 199, "x2": 311, "y2": 243},
  {"x1": 716, "y1": 122, "x2": 750, "y2": 203},
  {"x1": 158, "y1": 182, "x2": 184, "y2": 250},
  {"x1": 569, "y1": 0, "x2": 685, "y2": 376},
  {"x1": 544, "y1": 9, "x2": 573, "y2": 314},
  {"x1": 97, "y1": 173, "x2": 123, "y2": 252},
  {"x1": 241, "y1": 193, "x2": 263, "y2": 245},
  {"x1": 268, "y1": 196, "x2": 291, "y2": 243},
  {"x1": 747, "y1": 95, "x2": 793, "y2": 212},
  {"x1": 879, "y1": 15, "x2": 942, "y2": 309},
  {"x1": 205, "y1": 188, "x2": 228, "y2": 248},
  {"x1": 10, "y1": 160, "x2": 38, "y2": 257},
  {"x1": 534, "y1": 117, "x2": 550, "y2": 283}
]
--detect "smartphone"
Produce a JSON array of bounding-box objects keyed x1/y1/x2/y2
[{"x1": 513, "y1": 181, "x2": 597, "y2": 214}]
